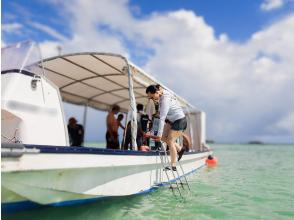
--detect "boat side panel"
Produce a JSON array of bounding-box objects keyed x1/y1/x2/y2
[
  {"x1": 2, "y1": 153, "x2": 208, "y2": 205},
  {"x1": 2, "y1": 150, "x2": 209, "y2": 171},
  {"x1": 2, "y1": 163, "x2": 205, "y2": 212}
]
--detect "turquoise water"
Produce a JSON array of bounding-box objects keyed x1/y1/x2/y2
[{"x1": 2, "y1": 144, "x2": 294, "y2": 220}]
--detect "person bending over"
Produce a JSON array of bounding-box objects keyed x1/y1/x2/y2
[{"x1": 145, "y1": 85, "x2": 187, "y2": 171}]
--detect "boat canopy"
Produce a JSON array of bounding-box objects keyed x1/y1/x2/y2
[
  {"x1": 33, "y1": 52, "x2": 206, "y2": 151},
  {"x1": 34, "y1": 52, "x2": 199, "y2": 113}
]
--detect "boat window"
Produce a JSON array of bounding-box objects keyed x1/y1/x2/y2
[{"x1": 1, "y1": 41, "x2": 45, "y2": 76}]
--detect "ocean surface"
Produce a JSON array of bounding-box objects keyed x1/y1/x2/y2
[{"x1": 3, "y1": 144, "x2": 294, "y2": 220}]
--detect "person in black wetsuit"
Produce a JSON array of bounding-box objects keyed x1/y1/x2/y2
[
  {"x1": 123, "y1": 103, "x2": 149, "y2": 150},
  {"x1": 68, "y1": 117, "x2": 84, "y2": 146}
]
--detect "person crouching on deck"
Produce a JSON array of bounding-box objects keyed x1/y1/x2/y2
[
  {"x1": 145, "y1": 85, "x2": 187, "y2": 171},
  {"x1": 106, "y1": 104, "x2": 120, "y2": 149}
]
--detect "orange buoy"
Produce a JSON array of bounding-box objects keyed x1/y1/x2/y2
[{"x1": 206, "y1": 155, "x2": 218, "y2": 167}]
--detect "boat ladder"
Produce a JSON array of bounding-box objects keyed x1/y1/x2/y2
[{"x1": 158, "y1": 142, "x2": 191, "y2": 198}]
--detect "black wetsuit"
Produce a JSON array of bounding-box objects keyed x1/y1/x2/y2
[{"x1": 68, "y1": 124, "x2": 84, "y2": 146}]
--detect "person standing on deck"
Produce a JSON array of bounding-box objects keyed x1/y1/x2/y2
[
  {"x1": 106, "y1": 105, "x2": 120, "y2": 149},
  {"x1": 123, "y1": 103, "x2": 147, "y2": 150},
  {"x1": 117, "y1": 114, "x2": 125, "y2": 130},
  {"x1": 145, "y1": 85, "x2": 186, "y2": 171},
  {"x1": 68, "y1": 117, "x2": 84, "y2": 146}
]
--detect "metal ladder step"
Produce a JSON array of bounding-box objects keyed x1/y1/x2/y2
[
  {"x1": 158, "y1": 149, "x2": 181, "y2": 197},
  {"x1": 158, "y1": 142, "x2": 191, "y2": 198}
]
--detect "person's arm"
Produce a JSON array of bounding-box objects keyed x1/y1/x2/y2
[
  {"x1": 119, "y1": 121, "x2": 125, "y2": 130},
  {"x1": 144, "y1": 132, "x2": 159, "y2": 140},
  {"x1": 146, "y1": 99, "x2": 154, "y2": 121},
  {"x1": 156, "y1": 94, "x2": 170, "y2": 139}
]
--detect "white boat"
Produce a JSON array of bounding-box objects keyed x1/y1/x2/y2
[{"x1": 1, "y1": 41, "x2": 211, "y2": 211}]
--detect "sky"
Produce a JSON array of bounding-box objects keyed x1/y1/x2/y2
[{"x1": 2, "y1": 0, "x2": 294, "y2": 144}]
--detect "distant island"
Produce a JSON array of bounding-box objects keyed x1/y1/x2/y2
[
  {"x1": 248, "y1": 141, "x2": 264, "y2": 145},
  {"x1": 206, "y1": 139, "x2": 215, "y2": 144}
]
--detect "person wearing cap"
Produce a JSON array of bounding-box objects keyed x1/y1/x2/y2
[{"x1": 68, "y1": 117, "x2": 84, "y2": 146}]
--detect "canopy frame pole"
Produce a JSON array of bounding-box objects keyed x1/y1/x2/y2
[
  {"x1": 82, "y1": 104, "x2": 88, "y2": 139},
  {"x1": 186, "y1": 113, "x2": 194, "y2": 151},
  {"x1": 121, "y1": 112, "x2": 128, "y2": 150},
  {"x1": 124, "y1": 64, "x2": 137, "y2": 150}
]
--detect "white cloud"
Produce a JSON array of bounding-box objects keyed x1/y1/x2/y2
[
  {"x1": 58, "y1": 0, "x2": 132, "y2": 56},
  {"x1": 274, "y1": 112, "x2": 294, "y2": 133},
  {"x1": 2, "y1": 23, "x2": 23, "y2": 33},
  {"x1": 4, "y1": 0, "x2": 293, "y2": 143},
  {"x1": 141, "y1": 12, "x2": 294, "y2": 142},
  {"x1": 30, "y1": 22, "x2": 68, "y2": 42},
  {"x1": 39, "y1": 41, "x2": 62, "y2": 58},
  {"x1": 261, "y1": 0, "x2": 284, "y2": 11},
  {"x1": 56, "y1": 0, "x2": 294, "y2": 143},
  {"x1": 1, "y1": 40, "x2": 6, "y2": 47}
]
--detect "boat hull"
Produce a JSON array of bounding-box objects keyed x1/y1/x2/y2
[{"x1": 1, "y1": 145, "x2": 210, "y2": 211}]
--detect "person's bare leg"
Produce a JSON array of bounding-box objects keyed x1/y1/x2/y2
[
  {"x1": 161, "y1": 123, "x2": 171, "y2": 143},
  {"x1": 182, "y1": 133, "x2": 191, "y2": 150},
  {"x1": 166, "y1": 130, "x2": 182, "y2": 167},
  {"x1": 174, "y1": 142, "x2": 181, "y2": 152}
]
